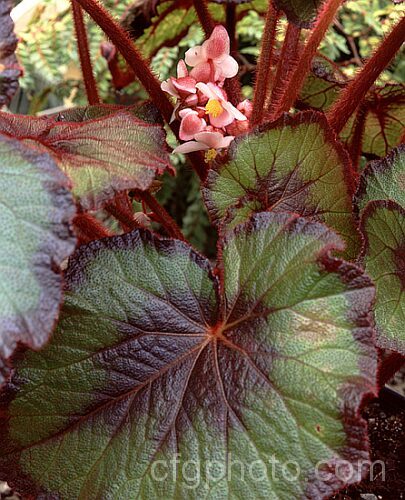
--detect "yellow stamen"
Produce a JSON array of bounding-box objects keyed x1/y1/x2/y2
[
  {"x1": 205, "y1": 149, "x2": 218, "y2": 163},
  {"x1": 205, "y1": 99, "x2": 224, "y2": 118}
]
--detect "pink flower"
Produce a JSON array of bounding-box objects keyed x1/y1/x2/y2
[
  {"x1": 173, "y1": 131, "x2": 235, "y2": 154},
  {"x1": 160, "y1": 25, "x2": 251, "y2": 159},
  {"x1": 185, "y1": 26, "x2": 239, "y2": 83},
  {"x1": 197, "y1": 82, "x2": 247, "y2": 128},
  {"x1": 160, "y1": 60, "x2": 197, "y2": 99},
  {"x1": 178, "y1": 109, "x2": 207, "y2": 141}
]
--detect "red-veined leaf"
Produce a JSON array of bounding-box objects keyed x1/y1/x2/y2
[
  {"x1": 0, "y1": 105, "x2": 173, "y2": 210},
  {"x1": 0, "y1": 212, "x2": 376, "y2": 498},
  {"x1": 203, "y1": 111, "x2": 360, "y2": 258}
]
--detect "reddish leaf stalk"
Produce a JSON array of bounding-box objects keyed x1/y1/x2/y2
[
  {"x1": 267, "y1": 23, "x2": 301, "y2": 120},
  {"x1": 135, "y1": 190, "x2": 186, "y2": 242},
  {"x1": 348, "y1": 101, "x2": 368, "y2": 174},
  {"x1": 251, "y1": 3, "x2": 279, "y2": 126},
  {"x1": 225, "y1": 3, "x2": 242, "y2": 105},
  {"x1": 225, "y1": 74, "x2": 242, "y2": 106},
  {"x1": 274, "y1": 0, "x2": 343, "y2": 120},
  {"x1": 193, "y1": 0, "x2": 215, "y2": 36},
  {"x1": 73, "y1": 212, "x2": 112, "y2": 243},
  {"x1": 186, "y1": 152, "x2": 206, "y2": 181},
  {"x1": 100, "y1": 42, "x2": 135, "y2": 90},
  {"x1": 75, "y1": 0, "x2": 173, "y2": 124},
  {"x1": 328, "y1": 16, "x2": 405, "y2": 133},
  {"x1": 105, "y1": 193, "x2": 140, "y2": 232},
  {"x1": 71, "y1": 1, "x2": 100, "y2": 105}
]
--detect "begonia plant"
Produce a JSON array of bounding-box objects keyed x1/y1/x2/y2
[{"x1": 0, "y1": 0, "x2": 404, "y2": 498}]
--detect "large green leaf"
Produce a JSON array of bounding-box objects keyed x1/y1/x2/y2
[
  {"x1": 355, "y1": 144, "x2": 405, "y2": 213},
  {"x1": 203, "y1": 112, "x2": 360, "y2": 258},
  {"x1": 360, "y1": 201, "x2": 404, "y2": 354},
  {"x1": 0, "y1": 212, "x2": 376, "y2": 498},
  {"x1": 274, "y1": 0, "x2": 326, "y2": 27},
  {"x1": 0, "y1": 105, "x2": 172, "y2": 210},
  {"x1": 0, "y1": 133, "x2": 76, "y2": 384}
]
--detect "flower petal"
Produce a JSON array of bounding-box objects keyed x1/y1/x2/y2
[
  {"x1": 179, "y1": 113, "x2": 206, "y2": 141},
  {"x1": 217, "y1": 135, "x2": 235, "y2": 148},
  {"x1": 226, "y1": 119, "x2": 250, "y2": 136},
  {"x1": 190, "y1": 62, "x2": 212, "y2": 83},
  {"x1": 207, "y1": 82, "x2": 227, "y2": 100},
  {"x1": 170, "y1": 103, "x2": 180, "y2": 124},
  {"x1": 177, "y1": 59, "x2": 188, "y2": 78},
  {"x1": 172, "y1": 76, "x2": 197, "y2": 96},
  {"x1": 215, "y1": 55, "x2": 239, "y2": 79},
  {"x1": 173, "y1": 141, "x2": 209, "y2": 154},
  {"x1": 209, "y1": 109, "x2": 234, "y2": 128},
  {"x1": 185, "y1": 45, "x2": 206, "y2": 67},
  {"x1": 179, "y1": 108, "x2": 197, "y2": 119},
  {"x1": 161, "y1": 79, "x2": 179, "y2": 98},
  {"x1": 196, "y1": 82, "x2": 218, "y2": 100},
  {"x1": 184, "y1": 94, "x2": 199, "y2": 107},
  {"x1": 222, "y1": 100, "x2": 248, "y2": 121},
  {"x1": 204, "y1": 25, "x2": 230, "y2": 60},
  {"x1": 194, "y1": 131, "x2": 234, "y2": 149}
]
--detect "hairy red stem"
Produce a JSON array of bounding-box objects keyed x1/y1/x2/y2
[
  {"x1": 274, "y1": 0, "x2": 343, "y2": 120},
  {"x1": 267, "y1": 23, "x2": 301, "y2": 120},
  {"x1": 135, "y1": 190, "x2": 186, "y2": 242},
  {"x1": 75, "y1": 0, "x2": 173, "y2": 123},
  {"x1": 226, "y1": 3, "x2": 237, "y2": 53},
  {"x1": 105, "y1": 193, "x2": 140, "y2": 232},
  {"x1": 348, "y1": 101, "x2": 368, "y2": 174},
  {"x1": 193, "y1": 0, "x2": 215, "y2": 36},
  {"x1": 225, "y1": 3, "x2": 242, "y2": 105},
  {"x1": 225, "y1": 75, "x2": 242, "y2": 106},
  {"x1": 251, "y1": 3, "x2": 279, "y2": 126},
  {"x1": 71, "y1": 1, "x2": 100, "y2": 104},
  {"x1": 73, "y1": 212, "x2": 112, "y2": 243},
  {"x1": 100, "y1": 42, "x2": 135, "y2": 90},
  {"x1": 328, "y1": 16, "x2": 405, "y2": 133}
]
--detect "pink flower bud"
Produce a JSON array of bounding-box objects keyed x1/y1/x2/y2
[
  {"x1": 237, "y1": 99, "x2": 253, "y2": 119},
  {"x1": 226, "y1": 119, "x2": 250, "y2": 136}
]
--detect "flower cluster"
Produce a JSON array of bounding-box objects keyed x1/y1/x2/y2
[{"x1": 161, "y1": 26, "x2": 251, "y2": 160}]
